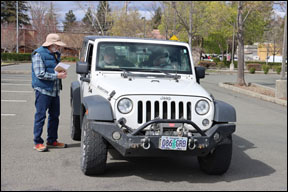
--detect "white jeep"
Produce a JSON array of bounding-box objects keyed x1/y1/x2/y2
[{"x1": 70, "y1": 36, "x2": 236, "y2": 176}]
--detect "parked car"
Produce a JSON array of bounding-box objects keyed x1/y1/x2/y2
[
  {"x1": 201, "y1": 54, "x2": 213, "y2": 62},
  {"x1": 70, "y1": 36, "x2": 236, "y2": 176}
]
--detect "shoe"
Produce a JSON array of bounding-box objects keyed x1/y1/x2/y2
[
  {"x1": 46, "y1": 141, "x2": 67, "y2": 148},
  {"x1": 34, "y1": 144, "x2": 48, "y2": 152}
]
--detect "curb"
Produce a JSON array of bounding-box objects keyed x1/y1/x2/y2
[
  {"x1": 206, "y1": 69, "x2": 287, "y2": 75},
  {"x1": 219, "y1": 82, "x2": 287, "y2": 107}
]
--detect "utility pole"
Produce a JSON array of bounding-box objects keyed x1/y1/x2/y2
[
  {"x1": 142, "y1": 17, "x2": 146, "y2": 38},
  {"x1": 281, "y1": 11, "x2": 287, "y2": 80},
  {"x1": 230, "y1": 22, "x2": 235, "y2": 71},
  {"x1": 16, "y1": 1, "x2": 19, "y2": 53}
]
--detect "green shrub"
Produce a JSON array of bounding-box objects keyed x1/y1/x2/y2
[
  {"x1": 249, "y1": 67, "x2": 256, "y2": 74},
  {"x1": 247, "y1": 63, "x2": 262, "y2": 71},
  {"x1": 61, "y1": 56, "x2": 79, "y2": 62},
  {"x1": 217, "y1": 62, "x2": 225, "y2": 69},
  {"x1": 212, "y1": 57, "x2": 220, "y2": 63},
  {"x1": 274, "y1": 66, "x2": 282, "y2": 74},
  {"x1": 1, "y1": 53, "x2": 79, "y2": 63},
  {"x1": 1, "y1": 53, "x2": 31, "y2": 61},
  {"x1": 262, "y1": 65, "x2": 270, "y2": 74},
  {"x1": 198, "y1": 61, "x2": 216, "y2": 68}
]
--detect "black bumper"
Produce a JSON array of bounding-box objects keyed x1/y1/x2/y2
[{"x1": 90, "y1": 119, "x2": 236, "y2": 157}]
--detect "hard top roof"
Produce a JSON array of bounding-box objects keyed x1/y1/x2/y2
[{"x1": 84, "y1": 36, "x2": 186, "y2": 44}]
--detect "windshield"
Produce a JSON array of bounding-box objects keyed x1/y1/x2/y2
[{"x1": 96, "y1": 42, "x2": 192, "y2": 74}]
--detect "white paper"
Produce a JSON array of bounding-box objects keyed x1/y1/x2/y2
[{"x1": 55, "y1": 62, "x2": 70, "y2": 72}]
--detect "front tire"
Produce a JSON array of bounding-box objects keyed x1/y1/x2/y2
[
  {"x1": 70, "y1": 100, "x2": 81, "y2": 141},
  {"x1": 198, "y1": 136, "x2": 233, "y2": 175},
  {"x1": 81, "y1": 114, "x2": 108, "y2": 175}
]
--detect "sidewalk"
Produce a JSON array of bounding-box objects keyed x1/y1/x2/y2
[
  {"x1": 207, "y1": 68, "x2": 287, "y2": 75},
  {"x1": 219, "y1": 82, "x2": 287, "y2": 106}
]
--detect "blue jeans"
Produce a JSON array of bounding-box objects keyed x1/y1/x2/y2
[{"x1": 33, "y1": 90, "x2": 60, "y2": 144}]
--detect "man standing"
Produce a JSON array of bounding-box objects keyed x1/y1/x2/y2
[{"x1": 31, "y1": 33, "x2": 67, "y2": 152}]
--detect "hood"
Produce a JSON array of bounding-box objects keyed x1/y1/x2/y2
[{"x1": 91, "y1": 74, "x2": 211, "y2": 100}]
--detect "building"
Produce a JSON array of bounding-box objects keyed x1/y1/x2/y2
[
  {"x1": 147, "y1": 29, "x2": 166, "y2": 40},
  {"x1": 1, "y1": 24, "x2": 37, "y2": 53},
  {"x1": 257, "y1": 43, "x2": 282, "y2": 61}
]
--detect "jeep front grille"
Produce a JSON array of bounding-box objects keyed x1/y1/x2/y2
[{"x1": 137, "y1": 100, "x2": 192, "y2": 124}]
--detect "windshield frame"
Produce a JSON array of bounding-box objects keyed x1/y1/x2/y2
[{"x1": 95, "y1": 41, "x2": 193, "y2": 75}]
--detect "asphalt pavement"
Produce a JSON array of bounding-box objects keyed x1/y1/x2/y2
[{"x1": 1, "y1": 63, "x2": 287, "y2": 191}]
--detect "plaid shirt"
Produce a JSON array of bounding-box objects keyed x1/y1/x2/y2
[{"x1": 32, "y1": 52, "x2": 61, "y2": 97}]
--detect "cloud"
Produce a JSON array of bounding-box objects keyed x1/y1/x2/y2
[
  {"x1": 55, "y1": 1, "x2": 155, "y2": 24},
  {"x1": 273, "y1": 10, "x2": 286, "y2": 18}
]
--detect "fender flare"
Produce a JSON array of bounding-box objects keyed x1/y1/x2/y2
[
  {"x1": 82, "y1": 95, "x2": 114, "y2": 121},
  {"x1": 71, "y1": 81, "x2": 81, "y2": 116},
  {"x1": 213, "y1": 100, "x2": 236, "y2": 122}
]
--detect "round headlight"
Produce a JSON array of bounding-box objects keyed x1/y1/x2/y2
[
  {"x1": 118, "y1": 98, "x2": 133, "y2": 114},
  {"x1": 195, "y1": 100, "x2": 210, "y2": 115}
]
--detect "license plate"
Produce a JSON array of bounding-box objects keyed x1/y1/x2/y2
[{"x1": 159, "y1": 136, "x2": 187, "y2": 151}]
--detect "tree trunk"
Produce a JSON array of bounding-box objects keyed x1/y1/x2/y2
[
  {"x1": 236, "y1": 1, "x2": 246, "y2": 86},
  {"x1": 281, "y1": 11, "x2": 287, "y2": 80},
  {"x1": 200, "y1": 37, "x2": 203, "y2": 61},
  {"x1": 188, "y1": 1, "x2": 193, "y2": 49}
]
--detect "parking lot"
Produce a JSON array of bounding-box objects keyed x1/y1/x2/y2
[{"x1": 1, "y1": 63, "x2": 287, "y2": 191}]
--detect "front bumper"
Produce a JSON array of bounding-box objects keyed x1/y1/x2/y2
[{"x1": 90, "y1": 119, "x2": 235, "y2": 157}]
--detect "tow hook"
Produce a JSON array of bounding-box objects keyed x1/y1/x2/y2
[
  {"x1": 188, "y1": 138, "x2": 196, "y2": 150},
  {"x1": 141, "y1": 137, "x2": 150, "y2": 150}
]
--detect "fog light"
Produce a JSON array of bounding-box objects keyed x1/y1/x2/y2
[
  {"x1": 213, "y1": 132, "x2": 220, "y2": 142},
  {"x1": 202, "y1": 119, "x2": 210, "y2": 126},
  {"x1": 112, "y1": 131, "x2": 121, "y2": 140}
]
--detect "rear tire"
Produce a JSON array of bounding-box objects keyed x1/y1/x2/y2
[
  {"x1": 81, "y1": 115, "x2": 108, "y2": 175},
  {"x1": 198, "y1": 136, "x2": 232, "y2": 175}
]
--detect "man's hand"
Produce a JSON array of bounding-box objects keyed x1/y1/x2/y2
[{"x1": 57, "y1": 71, "x2": 67, "y2": 79}]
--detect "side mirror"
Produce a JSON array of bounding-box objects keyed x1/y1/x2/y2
[
  {"x1": 76, "y1": 61, "x2": 89, "y2": 74},
  {"x1": 195, "y1": 66, "x2": 206, "y2": 84}
]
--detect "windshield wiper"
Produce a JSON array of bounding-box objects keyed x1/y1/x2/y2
[
  {"x1": 120, "y1": 68, "x2": 181, "y2": 82},
  {"x1": 119, "y1": 68, "x2": 133, "y2": 78},
  {"x1": 148, "y1": 70, "x2": 181, "y2": 82}
]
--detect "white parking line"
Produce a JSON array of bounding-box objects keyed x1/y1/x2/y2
[
  {"x1": 1, "y1": 79, "x2": 31, "y2": 82},
  {"x1": 1, "y1": 114, "x2": 16, "y2": 117},
  {"x1": 1, "y1": 100, "x2": 27, "y2": 102},
  {"x1": 1, "y1": 90, "x2": 33, "y2": 93},
  {"x1": 1, "y1": 83, "x2": 30, "y2": 86}
]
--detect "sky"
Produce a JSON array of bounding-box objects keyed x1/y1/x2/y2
[
  {"x1": 43, "y1": 1, "x2": 158, "y2": 27},
  {"x1": 30, "y1": 1, "x2": 286, "y2": 28}
]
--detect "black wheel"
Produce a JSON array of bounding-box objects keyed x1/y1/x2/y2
[
  {"x1": 198, "y1": 136, "x2": 233, "y2": 175},
  {"x1": 81, "y1": 114, "x2": 108, "y2": 175},
  {"x1": 70, "y1": 100, "x2": 81, "y2": 141}
]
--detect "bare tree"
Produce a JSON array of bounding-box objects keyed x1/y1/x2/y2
[
  {"x1": 171, "y1": 1, "x2": 194, "y2": 49},
  {"x1": 44, "y1": 2, "x2": 59, "y2": 33},
  {"x1": 29, "y1": 1, "x2": 49, "y2": 47},
  {"x1": 76, "y1": 1, "x2": 112, "y2": 35}
]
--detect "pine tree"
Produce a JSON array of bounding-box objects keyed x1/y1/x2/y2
[
  {"x1": 82, "y1": 7, "x2": 95, "y2": 32},
  {"x1": 96, "y1": 1, "x2": 112, "y2": 34},
  {"x1": 63, "y1": 10, "x2": 76, "y2": 32},
  {"x1": 152, "y1": 7, "x2": 162, "y2": 29},
  {"x1": 1, "y1": 1, "x2": 30, "y2": 27}
]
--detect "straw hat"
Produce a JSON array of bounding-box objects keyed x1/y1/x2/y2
[{"x1": 42, "y1": 33, "x2": 66, "y2": 47}]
